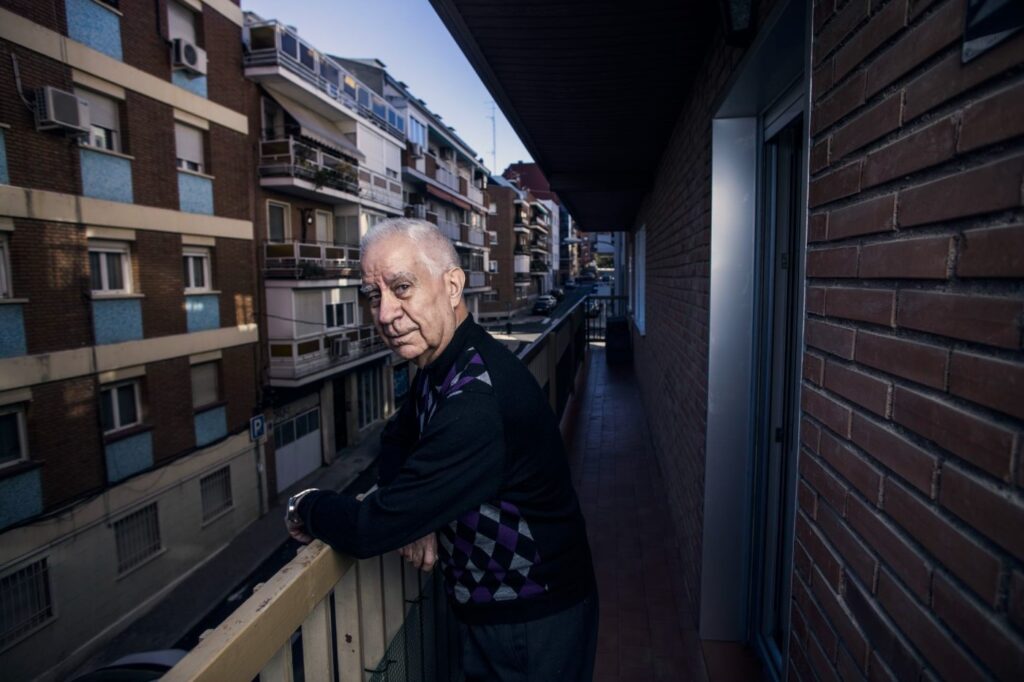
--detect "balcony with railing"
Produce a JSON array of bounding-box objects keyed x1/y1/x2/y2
[
  {"x1": 466, "y1": 271, "x2": 487, "y2": 289},
  {"x1": 263, "y1": 240, "x2": 360, "y2": 279},
  {"x1": 459, "y1": 223, "x2": 486, "y2": 247},
  {"x1": 530, "y1": 259, "x2": 549, "y2": 273},
  {"x1": 259, "y1": 137, "x2": 361, "y2": 202},
  {"x1": 244, "y1": 16, "x2": 406, "y2": 141},
  {"x1": 424, "y1": 211, "x2": 461, "y2": 241},
  {"x1": 358, "y1": 169, "x2": 404, "y2": 211},
  {"x1": 268, "y1": 324, "x2": 388, "y2": 386}
]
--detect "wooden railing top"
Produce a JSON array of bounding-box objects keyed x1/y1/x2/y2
[{"x1": 163, "y1": 541, "x2": 352, "y2": 682}]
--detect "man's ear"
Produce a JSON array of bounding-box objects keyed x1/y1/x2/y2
[{"x1": 446, "y1": 267, "x2": 466, "y2": 308}]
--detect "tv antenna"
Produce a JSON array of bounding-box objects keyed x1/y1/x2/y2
[{"x1": 487, "y1": 101, "x2": 497, "y2": 172}]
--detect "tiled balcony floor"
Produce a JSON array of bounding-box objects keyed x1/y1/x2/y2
[{"x1": 566, "y1": 346, "x2": 763, "y2": 682}]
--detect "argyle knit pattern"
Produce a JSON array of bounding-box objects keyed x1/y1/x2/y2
[{"x1": 417, "y1": 345, "x2": 546, "y2": 605}]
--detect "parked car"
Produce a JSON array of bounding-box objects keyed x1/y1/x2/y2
[
  {"x1": 533, "y1": 296, "x2": 557, "y2": 315},
  {"x1": 564, "y1": 279, "x2": 577, "y2": 289},
  {"x1": 549, "y1": 287, "x2": 565, "y2": 300},
  {"x1": 70, "y1": 650, "x2": 188, "y2": 682}
]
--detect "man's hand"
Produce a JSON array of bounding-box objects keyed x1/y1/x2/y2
[
  {"x1": 399, "y1": 533, "x2": 438, "y2": 572},
  {"x1": 286, "y1": 514, "x2": 314, "y2": 544}
]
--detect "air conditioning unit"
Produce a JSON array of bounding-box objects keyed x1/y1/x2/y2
[
  {"x1": 408, "y1": 142, "x2": 423, "y2": 158},
  {"x1": 407, "y1": 204, "x2": 427, "y2": 220},
  {"x1": 172, "y1": 38, "x2": 208, "y2": 75},
  {"x1": 330, "y1": 337, "x2": 350, "y2": 358},
  {"x1": 34, "y1": 86, "x2": 90, "y2": 134}
]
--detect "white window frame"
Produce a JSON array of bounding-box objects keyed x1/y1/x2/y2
[
  {"x1": 200, "y1": 466, "x2": 233, "y2": 524},
  {"x1": 168, "y1": 1, "x2": 198, "y2": 45},
  {"x1": 88, "y1": 241, "x2": 132, "y2": 294},
  {"x1": 0, "y1": 234, "x2": 11, "y2": 299},
  {"x1": 324, "y1": 300, "x2": 356, "y2": 330},
  {"x1": 113, "y1": 503, "x2": 163, "y2": 576},
  {"x1": 175, "y1": 123, "x2": 205, "y2": 174},
  {"x1": 0, "y1": 557, "x2": 55, "y2": 653},
  {"x1": 75, "y1": 88, "x2": 122, "y2": 154},
  {"x1": 267, "y1": 201, "x2": 290, "y2": 242},
  {"x1": 183, "y1": 247, "x2": 212, "y2": 293},
  {"x1": 100, "y1": 380, "x2": 141, "y2": 435},
  {"x1": 0, "y1": 405, "x2": 28, "y2": 470},
  {"x1": 190, "y1": 362, "x2": 220, "y2": 410}
]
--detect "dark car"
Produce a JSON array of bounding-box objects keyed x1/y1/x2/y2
[
  {"x1": 70, "y1": 650, "x2": 188, "y2": 682},
  {"x1": 549, "y1": 288, "x2": 565, "y2": 300},
  {"x1": 533, "y1": 296, "x2": 557, "y2": 315}
]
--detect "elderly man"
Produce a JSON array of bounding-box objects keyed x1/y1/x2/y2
[{"x1": 285, "y1": 218, "x2": 598, "y2": 680}]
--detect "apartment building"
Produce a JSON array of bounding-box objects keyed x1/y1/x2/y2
[
  {"x1": 360, "y1": 68, "x2": 493, "y2": 319},
  {"x1": 0, "y1": 1, "x2": 261, "y2": 679},
  {"x1": 436, "y1": 0, "x2": 1024, "y2": 680},
  {"x1": 242, "y1": 14, "x2": 407, "y2": 495},
  {"x1": 503, "y1": 161, "x2": 566, "y2": 285}
]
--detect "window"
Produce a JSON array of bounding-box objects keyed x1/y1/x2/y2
[
  {"x1": 0, "y1": 558, "x2": 54, "y2": 651},
  {"x1": 268, "y1": 202, "x2": 289, "y2": 242},
  {"x1": 358, "y1": 363, "x2": 384, "y2": 428},
  {"x1": 200, "y1": 467, "x2": 232, "y2": 522},
  {"x1": 273, "y1": 408, "x2": 319, "y2": 449},
  {"x1": 191, "y1": 363, "x2": 219, "y2": 410},
  {"x1": 409, "y1": 117, "x2": 427, "y2": 147},
  {"x1": 315, "y1": 211, "x2": 331, "y2": 244},
  {"x1": 488, "y1": 260, "x2": 498, "y2": 274},
  {"x1": 88, "y1": 242, "x2": 131, "y2": 293},
  {"x1": 634, "y1": 227, "x2": 646, "y2": 335},
  {"x1": 175, "y1": 123, "x2": 205, "y2": 173},
  {"x1": 168, "y1": 1, "x2": 198, "y2": 45},
  {"x1": 0, "y1": 406, "x2": 26, "y2": 468},
  {"x1": 0, "y1": 234, "x2": 11, "y2": 299},
  {"x1": 113, "y1": 503, "x2": 162, "y2": 574},
  {"x1": 325, "y1": 299, "x2": 355, "y2": 329},
  {"x1": 488, "y1": 230, "x2": 498, "y2": 246},
  {"x1": 182, "y1": 248, "x2": 211, "y2": 292},
  {"x1": 100, "y1": 381, "x2": 140, "y2": 434},
  {"x1": 333, "y1": 214, "x2": 359, "y2": 246},
  {"x1": 75, "y1": 88, "x2": 121, "y2": 153},
  {"x1": 294, "y1": 290, "x2": 323, "y2": 337}
]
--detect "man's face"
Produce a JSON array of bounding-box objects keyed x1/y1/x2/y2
[{"x1": 361, "y1": 235, "x2": 463, "y2": 367}]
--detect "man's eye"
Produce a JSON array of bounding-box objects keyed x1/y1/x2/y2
[{"x1": 395, "y1": 284, "x2": 411, "y2": 295}]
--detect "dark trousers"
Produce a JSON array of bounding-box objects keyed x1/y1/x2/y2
[{"x1": 459, "y1": 593, "x2": 599, "y2": 681}]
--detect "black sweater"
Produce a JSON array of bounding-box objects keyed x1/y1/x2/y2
[{"x1": 298, "y1": 316, "x2": 595, "y2": 623}]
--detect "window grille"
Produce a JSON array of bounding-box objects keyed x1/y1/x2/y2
[
  {"x1": 200, "y1": 467, "x2": 233, "y2": 522},
  {"x1": 0, "y1": 558, "x2": 54, "y2": 650},
  {"x1": 114, "y1": 503, "x2": 162, "y2": 574}
]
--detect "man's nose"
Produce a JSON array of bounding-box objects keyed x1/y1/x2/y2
[{"x1": 376, "y1": 290, "x2": 403, "y2": 326}]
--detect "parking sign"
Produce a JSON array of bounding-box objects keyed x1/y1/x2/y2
[{"x1": 249, "y1": 414, "x2": 267, "y2": 442}]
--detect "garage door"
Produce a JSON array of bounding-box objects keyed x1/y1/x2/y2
[{"x1": 274, "y1": 407, "x2": 321, "y2": 491}]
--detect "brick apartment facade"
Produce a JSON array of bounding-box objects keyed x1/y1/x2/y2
[
  {"x1": 437, "y1": 0, "x2": 1024, "y2": 679},
  {"x1": 0, "y1": 1, "x2": 262, "y2": 679},
  {"x1": 480, "y1": 178, "x2": 541, "y2": 319}
]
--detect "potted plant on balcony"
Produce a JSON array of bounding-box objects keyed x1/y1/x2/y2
[{"x1": 298, "y1": 261, "x2": 326, "y2": 278}]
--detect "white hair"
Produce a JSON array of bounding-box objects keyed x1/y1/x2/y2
[{"x1": 360, "y1": 218, "x2": 460, "y2": 276}]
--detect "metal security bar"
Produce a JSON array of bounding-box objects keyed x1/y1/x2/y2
[
  {"x1": 0, "y1": 558, "x2": 53, "y2": 651},
  {"x1": 113, "y1": 503, "x2": 162, "y2": 575}
]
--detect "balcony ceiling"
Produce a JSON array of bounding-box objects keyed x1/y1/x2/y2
[{"x1": 430, "y1": 0, "x2": 717, "y2": 231}]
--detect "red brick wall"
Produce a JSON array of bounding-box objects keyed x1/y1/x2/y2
[
  {"x1": 11, "y1": 220, "x2": 93, "y2": 353},
  {"x1": 215, "y1": 236, "x2": 256, "y2": 327},
  {"x1": 629, "y1": 31, "x2": 749, "y2": 615},
  {"x1": 0, "y1": 42, "x2": 80, "y2": 195},
  {"x1": 480, "y1": 185, "x2": 519, "y2": 314},
  {"x1": 210, "y1": 123, "x2": 252, "y2": 220},
  {"x1": 222, "y1": 343, "x2": 257, "y2": 432},
  {"x1": 137, "y1": 231, "x2": 188, "y2": 337},
  {"x1": 121, "y1": 0, "x2": 171, "y2": 81},
  {"x1": 794, "y1": 1, "x2": 1024, "y2": 680},
  {"x1": 123, "y1": 91, "x2": 180, "y2": 210},
  {"x1": 146, "y1": 356, "x2": 196, "y2": 465},
  {"x1": 30, "y1": 377, "x2": 105, "y2": 508}
]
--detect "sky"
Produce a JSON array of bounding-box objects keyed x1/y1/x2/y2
[{"x1": 242, "y1": 0, "x2": 533, "y2": 175}]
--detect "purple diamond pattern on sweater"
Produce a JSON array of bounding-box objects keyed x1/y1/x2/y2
[
  {"x1": 438, "y1": 500, "x2": 544, "y2": 604},
  {"x1": 416, "y1": 344, "x2": 544, "y2": 605}
]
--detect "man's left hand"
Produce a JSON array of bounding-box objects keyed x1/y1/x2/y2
[{"x1": 400, "y1": 533, "x2": 438, "y2": 572}]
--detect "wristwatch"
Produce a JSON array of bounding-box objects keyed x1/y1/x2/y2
[{"x1": 286, "y1": 488, "x2": 320, "y2": 526}]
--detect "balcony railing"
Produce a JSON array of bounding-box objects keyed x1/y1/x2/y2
[
  {"x1": 460, "y1": 223, "x2": 486, "y2": 246},
  {"x1": 467, "y1": 271, "x2": 486, "y2": 288},
  {"x1": 467, "y1": 184, "x2": 484, "y2": 206},
  {"x1": 164, "y1": 542, "x2": 459, "y2": 682},
  {"x1": 244, "y1": 18, "x2": 406, "y2": 140},
  {"x1": 359, "y1": 169, "x2": 405, "y2": 210},
  {"x1": 264, "y1": 240, "x2": 360, "y2": 279},
  {"x1": 434, "y1": 164, "x2": 460, "y2": 193},
  {"x1": 259, "y1": 137, "x2": 360, "y2": 195},
  {"x1": 427, "y1": 213, "x2": 460, "y2": 241},
  {"x1": 268, "y1": 324, "x2": 387, "y2": 382},
  {"x1": 530, "y1": 259, "x2": 549, "y2": 273}
]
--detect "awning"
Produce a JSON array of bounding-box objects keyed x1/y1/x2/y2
[
  {"x1": 425, "y1": 183, "x2": 471, "y2": 211},
  {"x1": 272, "y1": 93, "x2": 365, "y2": 161}
]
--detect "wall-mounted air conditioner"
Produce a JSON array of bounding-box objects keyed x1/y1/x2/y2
[
  {"x1": 172, "y1": 38, "x2": 208, "y2": 76},
  {"x1": 35, "y1": 86, "x2": 90, "y2": 134},
  {"x1": 330, "y1": 337, "x2": 350, "y2": 358},
  {"x1": 408, "y1": 142, "x2": 424, "y2": 158}
]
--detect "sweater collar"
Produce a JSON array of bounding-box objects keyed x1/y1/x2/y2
[{"x1": 422, "y1": 314, "x2": 477, "y2": 387}]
